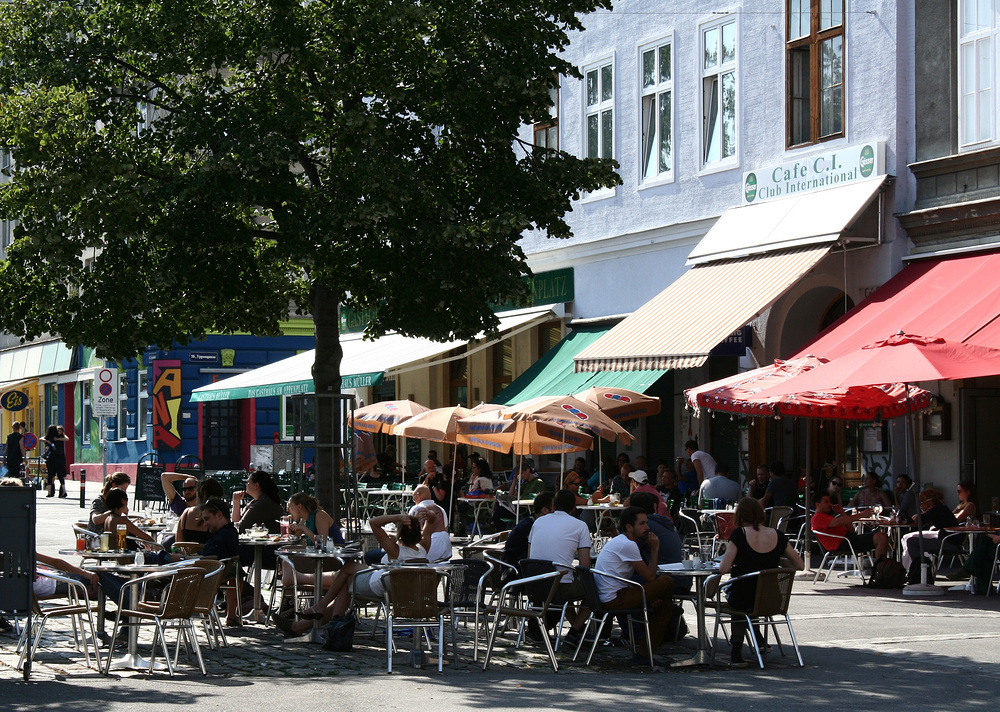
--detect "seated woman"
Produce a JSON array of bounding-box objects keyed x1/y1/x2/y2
[
  {"x1": 847, "y1": 473, "x2": 893, "y2": 509},
  {"x1": 103, "y1": 489, "x2": 156, "y2": 551},
  {"x1": 280, "y1": 492, "x2": 343, "y2": 588},
  {"x1": 173, "y1": 477, "x2": 227, "y2": 548},
  {"x1": 719, "y1": 497, "x2": 804, "y2": 666},
  {"x1": 88, "y1": 471, "x2": 131, "y2": 534},
  {"x1": 954, "y1": 480, "x2": 978, "y2": 523},
  {"x1": 273, "y1": 512, "x2": 432, "y2": 637},
  {"x1": 232, "y1": 471, "x2": 284, "y2": 533},
  {"x1": 901, "y1": 488, "x2": 959, "y2": 583}
]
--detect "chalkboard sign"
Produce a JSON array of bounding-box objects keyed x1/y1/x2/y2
[
  {"x1": 135, "y1": 464, "x2": 166, "y2": 503},
  {"x1": 405, "y1": 438, "x2": 421, "y2": 475}
]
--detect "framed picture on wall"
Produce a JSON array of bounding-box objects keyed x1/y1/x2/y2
[{"x1": 922, "y1": 402, "x2": 951, "y2": 441}]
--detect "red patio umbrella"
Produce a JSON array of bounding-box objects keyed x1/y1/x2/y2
[
  {"x1": 754, "y1": 333, "x2": 1000, "y2": 397},
  {"x1": 685, "y1": 355, "x2": 935, "y2": 420}
]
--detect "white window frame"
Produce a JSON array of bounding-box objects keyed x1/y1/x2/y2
[
  {"x1": 281, "y1": 394, "x2": 315, "y2": 441},
  {"x1": 580, "y1": 55, "x2": 616, "y2": 201},
  {"x1": 958, "y1": 1, "x2": 998, "y2": 150},
  {"x1": 638, "y1": 34, "x2": 675, "y2": 186},
  {"x1": 137, "y1": 370, "x2": 149, "y2": 440},
  {"x1": 81, "y1": 381, "x2": 92, "y2": 446},
  {"x1": 117, "y1": 372, "x2": 128, "y2": 440},
  {"x1": 699, "y1": 14, "x2": 740, "y2": 173}
]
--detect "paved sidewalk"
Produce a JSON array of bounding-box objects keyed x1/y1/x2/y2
[{"x1": 5, "y1": 481, "x2": 1000, "y2": 686}]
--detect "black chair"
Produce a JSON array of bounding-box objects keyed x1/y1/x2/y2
[{"x1": 573, "y1": 566, "x2": 655, "y2": 671}]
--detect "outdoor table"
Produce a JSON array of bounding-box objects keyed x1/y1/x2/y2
[
  {"x1": 578, "y1": 503, "x2": 625, "y2": 534},
  {"x1": 239, "y1": 535, "x2": 298, "y2": 623},
  {"x1": 658, "y1": 561, "x2": 720, "y2": 667},
  {"x1": 82, "y1": 561, "x2": 170, "y2": 670},
  {"x1": 857, "y1": 519, "x2": 914, "y2": 561},
  {"x1": 457, "y1": 497, "x2": 494, "y2": 538},
  {"x1": 58, "y1": 548, "x2": 135, "y2": 635},
  {"x1": 276, "y1": 546, "x2": 361, "y2": 643}
]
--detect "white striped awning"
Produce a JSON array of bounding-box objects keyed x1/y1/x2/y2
[{"x1": 573, "y1": 245, "x2": 831, "y2": 372}]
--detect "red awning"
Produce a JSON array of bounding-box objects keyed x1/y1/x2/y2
[{"x1": 796, "y1": 251, "x2": 1000, "y2": 359}]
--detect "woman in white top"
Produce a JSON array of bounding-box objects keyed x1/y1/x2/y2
[{"x1": 274, "y1": 513, "x2": 431, "y2": 637}]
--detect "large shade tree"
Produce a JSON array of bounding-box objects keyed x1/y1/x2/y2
[{"x1": 0, "y1": 0, "x2": 619, "y2": 514}]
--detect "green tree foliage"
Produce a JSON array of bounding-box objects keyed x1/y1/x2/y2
[
  {"x1": 0, "y1": 0, "x2": 619, "y2": 510},
  {"x1": 0, "y1": 0, "x2": 617, "y2": 359}
]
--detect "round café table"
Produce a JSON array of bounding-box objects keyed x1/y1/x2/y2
[
  {"x1": 657, "y1": 561, "x2": 720, "y2": 667},
  {"x1": 81, "y1": 561, "x2": 171, "y2": 671},
  {"x1": 275, "y1": 546, "x2": 361, "y2": 643},
  {"x1": 239, "y1": 535, "x2": 299, "y2": 623}
]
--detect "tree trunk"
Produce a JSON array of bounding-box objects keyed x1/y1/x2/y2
[{"x1": 312, "y1": 283, "x2": 343, "y2": 522}]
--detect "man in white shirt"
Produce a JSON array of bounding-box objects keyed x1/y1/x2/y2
[
  {"x1": 408, "y1": 484, "x2": 450, "y2": 562},
  {"x1": 697, "y1": 462, "x2": 742, "y2": 505},
  {"x1": 528, "y1": 489, "x2": 592, "y2": 641},
  {"x1": 594, "y1": 507, "x2": 675, "y2": 667}
]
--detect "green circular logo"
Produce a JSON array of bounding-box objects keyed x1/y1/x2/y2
[
  {"x1": 744, "y1": 173, "x2": 758, "y2": 202},
  {"x1": 859, "y1": 145, "x2": 875, "y2": 177}
]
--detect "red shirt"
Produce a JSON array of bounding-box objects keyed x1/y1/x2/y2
[{"x1": 811, "y1": 510, "x2": 850, "y2": 552}]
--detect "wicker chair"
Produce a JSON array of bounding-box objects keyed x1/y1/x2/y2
[
  {"x1": 707, "y1": 567, "x2": 803, "y2": 668},
  {"x1": 104, "y1": 567, "x2": 206, "y2": 676},
  {"x1": 178, "y1": 559, "x2": 228, "y2": 654},
  {"x1": 382, "y1": 567, "x2": 450, "y2": 673}
]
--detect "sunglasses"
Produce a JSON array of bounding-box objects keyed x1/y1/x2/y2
[
  {"x1": 830, "y1": 482, "x2": 842, "y2": 487},
  {"x1": 182, "y1": 486, "x2": 197, "y2": 492}
]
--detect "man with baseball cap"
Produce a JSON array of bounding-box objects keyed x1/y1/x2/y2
[{"x1": 626, "y1": 470, "x2": 667, "y2": 516}]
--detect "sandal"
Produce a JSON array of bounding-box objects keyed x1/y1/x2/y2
[
  {"x1": 296, "y1": 608, "x2": 323, "y2": 620},
  {"x1": 273, "y1": 613, "x2": 298, "y2": 637}
]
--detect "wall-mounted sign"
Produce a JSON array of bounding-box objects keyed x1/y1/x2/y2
[
  {"x1": 189, "y1": 351, "x2": 220, "y2": 364},
  {"x1": 0, "y1": 390, "x2": 28, "y2": 411},
  {"x1": 742, "y1": 141, "x2": 885, "y2": 205}
]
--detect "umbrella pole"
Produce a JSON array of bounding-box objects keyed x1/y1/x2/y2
[
  {"x1": 903, "y1": 383, "x2": 943, "y2": 597},
  {"x1": 798, "y1": 426, "x2": 815, "y2": 579},
  {"x1": 449, "y1": 441, "x2": 457, "y2": 533},
  {"x1": 560, "y1": 426, "x2": 567, "y2": 490},
  {"x1": 515, "y1": 426, "x2": 526, "y2": 524}
]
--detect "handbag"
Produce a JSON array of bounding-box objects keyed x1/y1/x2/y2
[{"x1": 322, "y1": 615, "x2": 356, "y2": 652}]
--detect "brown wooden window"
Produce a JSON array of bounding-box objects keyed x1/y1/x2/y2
[
  {"x1": 787, "y1": 0, "x2": 845, "y2": 147},
  {"x1": 534, "y1": 84, "x2": 559, "y2": 150}
]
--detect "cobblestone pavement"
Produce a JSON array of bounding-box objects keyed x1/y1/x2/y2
[{"x1": 5, "y1": 481, "x2": 1000, "y2": 683}]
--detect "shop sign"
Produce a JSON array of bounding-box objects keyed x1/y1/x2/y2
[
  {"x1": 742, "y1": 142, "x2": 885, "y2": 205},
  {"x1": 0, "y1": 390, "x2": 28, "y2": 411}
]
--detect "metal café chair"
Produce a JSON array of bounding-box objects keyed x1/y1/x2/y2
[
  {"x1": 17, "y1": 571, "x2": 104, "y2": 673},
  {"x1": 382, "y1": 567, "x2": 451, "y2": 673},
  {"x1": 481, "y1": 568, "x2": 560, "y2": 672},
  {"x1": 812, "y1": 531, "x2": 871, "y2": 585}
]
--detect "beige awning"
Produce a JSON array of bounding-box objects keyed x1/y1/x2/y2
[{"x1": 573, "y1": 245, "x2": 830, "y2": 372}]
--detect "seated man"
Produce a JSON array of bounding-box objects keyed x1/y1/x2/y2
[
  {"x1": 408, "y1": 484, "x2": 451, "y2": 562},
  {"x1": 628, "y1": 491, "x2": 688, "y2": 594},
  {"x1": 624, "y1": 470, "x2": 667, "y2": 516},
  {"x1": 594, "y1": 507, "x2": 675, "y2": 668},
  {"x1": 502, "y1": 492, "x2": 553, "y2": 569},
  {"x1": 161, "y1": 471, "x2": 200, "y2": 517},
  {"x1": 893, "y1": 474, "x2": 918, "y2": 523},
  {"x1": 811, "y1": 493, "x2": 890, "y2": 564},
  {"x1": 490, "y1": 460, "x2": 547, "y2": 531},
  {"x1": 697, "y1": 462, "x2": 742, "y2": 507},
  {"x1": 527, "y1": 489, "x2": 592, "y2": 644}
]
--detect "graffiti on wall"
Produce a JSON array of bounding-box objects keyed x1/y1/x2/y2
[{"x1": 152, "y1": 360, "x2": 182, "y2": 450}]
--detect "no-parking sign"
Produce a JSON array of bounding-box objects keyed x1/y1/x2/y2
[{"x1": 93, "y1": 367, "x2": 118, "y2": 417}]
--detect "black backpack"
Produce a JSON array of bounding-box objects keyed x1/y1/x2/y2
[{"x1": 867, "y1": 556, "x2": 907, "y2": 589}]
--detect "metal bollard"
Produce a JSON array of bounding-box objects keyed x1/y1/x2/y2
[{"x1": 79, "y1": 468, "x2": 86, "y2": 508}]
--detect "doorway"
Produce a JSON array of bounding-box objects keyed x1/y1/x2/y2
[
  {"x1": 961, "y1": 388, "x2": 1000, "y2": 512},
  {"x1": 202, "y1": 400, "x2": 243, "y2": 470}
]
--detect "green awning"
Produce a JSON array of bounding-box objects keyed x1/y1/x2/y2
[{"x1": 492, "y1": 327, "x2": 667, "y2": 405}]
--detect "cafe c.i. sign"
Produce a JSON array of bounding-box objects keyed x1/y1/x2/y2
[
  {"x1": 0, "y1": 390, "x2": 28, "y2": 411},
  {"x1": 742, "y1": 141, "x2": 885, "y2": 205}
]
